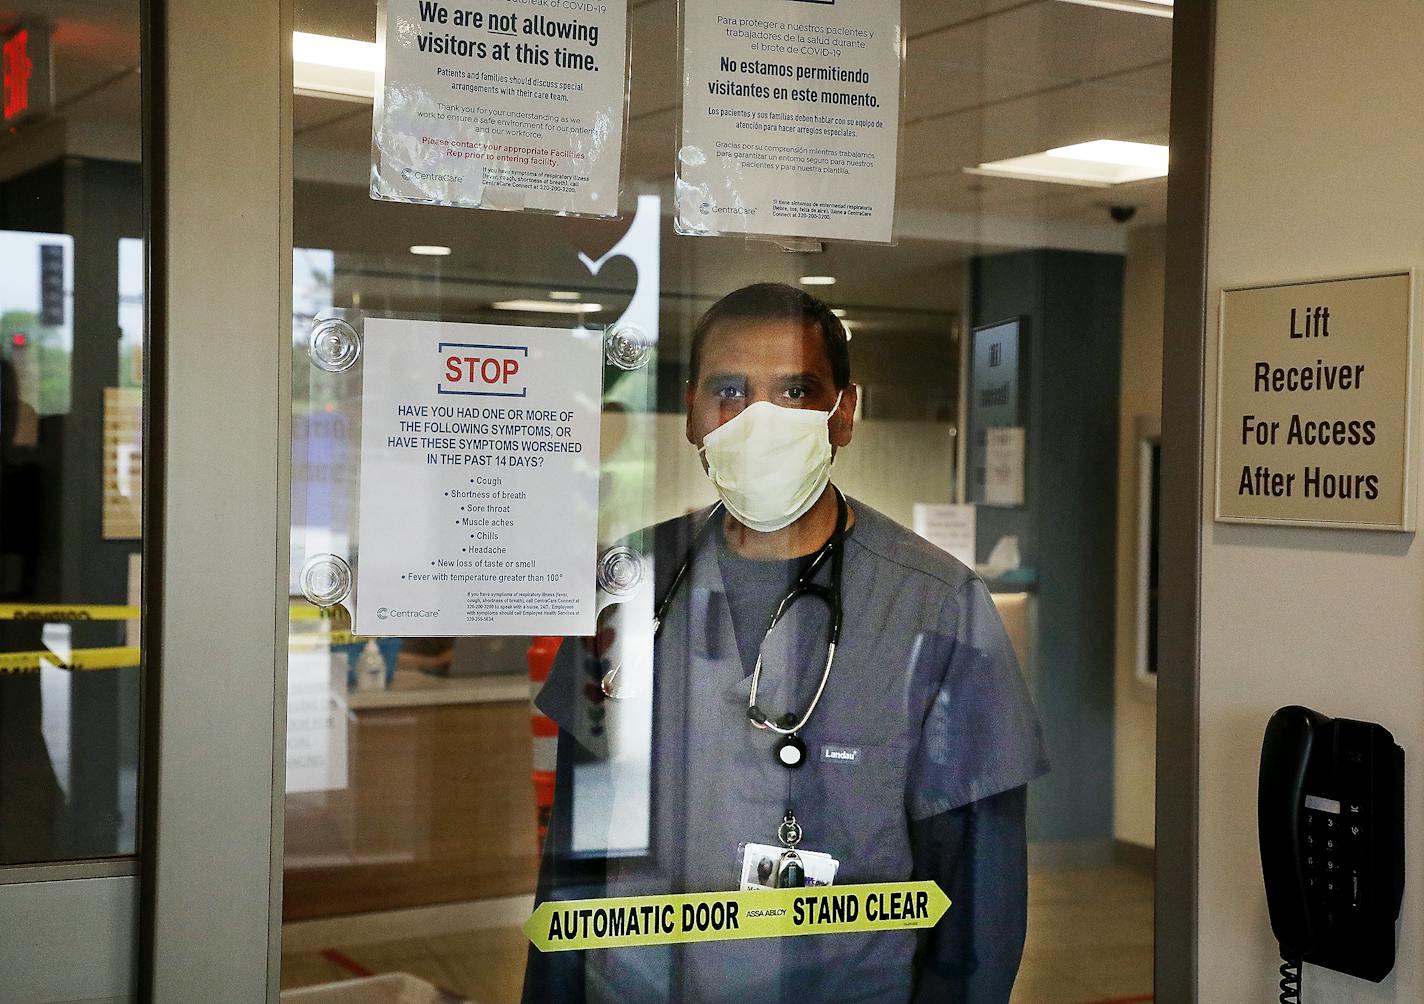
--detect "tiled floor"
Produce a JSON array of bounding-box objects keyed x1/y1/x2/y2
[{"x1": 280, "y1": 865, "x2": 1153, "y2": 1003}]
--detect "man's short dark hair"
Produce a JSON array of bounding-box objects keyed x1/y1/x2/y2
[{"x1": 689, "y1": 282, "x2": 851, "y2": 390}]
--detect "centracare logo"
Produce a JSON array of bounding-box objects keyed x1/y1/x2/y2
[{"x1": 378, "y1": 607, "x2": 439, "y2": 620}]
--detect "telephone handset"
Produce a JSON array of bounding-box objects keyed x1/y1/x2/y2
[{"x1": 1258, "y1": 706, "x2": 1404, "y2": 1000}]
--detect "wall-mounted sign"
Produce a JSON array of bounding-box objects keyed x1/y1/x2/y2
[
  {"x1": 1215, "y1": 272, "x2": 1418, "y2": 531},
  {"x1": 675, "y1": 0, "x2": 902, "y2": 243},
  {"x1": 354, "y1": 318, "x2": 602, "y2": 635},
  {"x1": 370, "y1": 0, "x2": 629, "y2": 218},
  {"x1": 968, "y1": 318, "x2": 1026, "y2": 507},
  {"x1": 911, "y1": 503, "x2": 976, "y2": 568},
  {"x1": 102, "y1": 387, "x2": 142, "y2": 540},
  {"x1": 983, "y1": 426, "x2": 1025, "y2": 507},
  {"x1": 2, "y1": 24, "x2": 50, "y2": 128}
]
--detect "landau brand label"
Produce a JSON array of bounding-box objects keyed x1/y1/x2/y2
[{"x1": 821, "y1": 744, "x2": 861, "y2": 763}]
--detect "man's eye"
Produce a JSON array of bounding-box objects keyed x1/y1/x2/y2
[
  {"x1": 785, "y1": 386, "x2": 808, "y2": 400},
  {"x1": 714, "y1": 385, "x2": 745, "y2": 400}
]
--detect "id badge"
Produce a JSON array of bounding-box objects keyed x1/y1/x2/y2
[{"x1": 737, "y1": 841, "x2": 840, "y2": 890}]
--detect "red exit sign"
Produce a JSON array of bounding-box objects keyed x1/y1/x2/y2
[{"x1": 3, "y1": 24, "x2": 50, "y2": 127}]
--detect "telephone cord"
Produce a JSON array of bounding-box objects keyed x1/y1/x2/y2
[{"x1": 1278, "y1": 956, "x2": 1301, "y2": 1004}]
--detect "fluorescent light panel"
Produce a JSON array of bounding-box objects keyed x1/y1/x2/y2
[
  {"x1": 1055, "y1": 0, "x2": 1173, "y2": 16},
  {"x1": 800, "y1": 276, "x2": 836, "y2": 286},
  {"x1": 294, "y1": 31, "x2": 378, "y2": 99},
  {"x1": 409, "y1": 245, "x2": 451, "y2": 256},
  {"x1": 491, "y1": 299, "x2": 603, "y2": 314},
  {"x1": 967, "y1": 140, "x2": 1168, "y2": 188},
  {"x1": 547, "y1": 291, "x2": 582, "y2": 300}
]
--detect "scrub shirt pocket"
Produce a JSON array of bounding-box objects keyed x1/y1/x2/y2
[
  {"x1": 800, "y1": 738, "x2": 914, "y2": 885},
  {"x1": 785, "y1": 739, "x2": 921, "y2": 1004}
]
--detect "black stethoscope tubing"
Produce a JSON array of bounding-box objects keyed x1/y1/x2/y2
[{"x1": 617, "y1": 487, "x2": 847, "y2": 739}]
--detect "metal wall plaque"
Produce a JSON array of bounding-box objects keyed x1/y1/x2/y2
[{"x1": 1215, "y1": 271, "x2": 1418, "y2": 531}]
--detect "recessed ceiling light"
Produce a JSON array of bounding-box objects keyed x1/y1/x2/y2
[
  {"x1": 548, "y1": 291, "x2": 581, "y2": 300},
  {"x1": 293, "y1": 32, "x2": 379, "y2": 100},
  {"x1": 491, "y1": 299, "x2": 603, "y2": 314},
  {"x1": 965, "y1": 140, "x2": 1168, "y2": 188},
  {"x1": 1055, "y1": 0, "x2": 1173, "y2": 16},
  {"x1": 800, "y1": 276, "x2": 836, "y2": 286},
  {"x1": 831, "y1": 308, "x2": 847, "y2": 318},
  {"x1": 410, "y1": 245, "x2": 452, "y2": 256}
]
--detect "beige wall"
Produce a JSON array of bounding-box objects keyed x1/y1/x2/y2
[
  {"x1": 1201, "y1": 2, "x2": 1424, "y2": 999},
  {"x1": 1114, "y1": 225, "x2": 1164, "y2": 850}
]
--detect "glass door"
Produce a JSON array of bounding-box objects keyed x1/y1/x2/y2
[{"x1": 278, "y1": 2, "x2": 1173, "y2": 1001}]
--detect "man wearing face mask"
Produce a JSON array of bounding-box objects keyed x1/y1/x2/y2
[{"x1": 525, "y1": 283, "x2": 1049, "y2": 1004}]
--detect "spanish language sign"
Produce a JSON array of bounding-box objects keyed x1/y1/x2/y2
[
  {"x1": 371, "y1": 0, "x2": 628, "y2": 217},
  {"x1": 525, "y1": 881, "x2": 949, "y2": 952},
  {"x1": 1215, "y1": 272, "x2": 1418, "y2": 531},
  {"x1": 675, "y1": 0, "x2": 901, "y2": 243},
  {"x1": 354, "y1": 318, "x2": 602, "y2": 635}
]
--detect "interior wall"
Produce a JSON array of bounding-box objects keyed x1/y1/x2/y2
[
  {"x1": 971, "y1": 249, "x2": 1124, "y2": 848},
  {"x1": 1201, "y1": 3, "x2": 1424, "y2": 1000},
  {"x1": 1114, "y1": 225, "x2": 1163, "y2": 850}
]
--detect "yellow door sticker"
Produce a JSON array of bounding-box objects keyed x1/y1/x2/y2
[
  {"x1": 0, "y1": 604, "x2": 140, "y2": 621},
  {"x1": 0, "y1": 646, "x2": 142, "y2": 674},
  {"x1": 524, "y1": 881, "x2": 949, "y2": 953}
]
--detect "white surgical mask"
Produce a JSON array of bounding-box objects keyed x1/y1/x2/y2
[{"x1": 699, "y1": 391, "x2": 843, "y2": 532}]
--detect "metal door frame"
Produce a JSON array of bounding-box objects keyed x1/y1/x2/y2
[
  {"x1": 127, "y1": 0, "x2": 1218, "y2": 999},
  {"x1": 1157, "y1": 1, "x2": 1215, "y2": 1001},
  {"x1": 138, "y1": 0, "x2": 292, "y2": 999}
]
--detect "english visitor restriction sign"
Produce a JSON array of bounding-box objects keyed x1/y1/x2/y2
[
  {"x1": 370, "y1": 0, "x2": 629, "y2": 217},
  {"x1": 1215, "y1": 272, "x2": 1419, "y2": 531}
]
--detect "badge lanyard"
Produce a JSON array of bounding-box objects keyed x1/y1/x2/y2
[
  {"x1": 776, "y1": 811, "x2": 806, "y2": 887},
  {"x1": 600, "y1": 489, "x2": 847, "y2": 771}
]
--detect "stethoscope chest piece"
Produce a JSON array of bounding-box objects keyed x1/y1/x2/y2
[{"x1": 774, "y1": 734, "x2": 807, "y2": 769}]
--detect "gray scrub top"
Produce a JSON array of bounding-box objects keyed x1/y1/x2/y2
[{"x1": 533, "y1": 495, "x2": 1050, "y2": 1003}]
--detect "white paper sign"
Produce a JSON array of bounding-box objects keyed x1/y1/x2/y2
[
  {"x1": 354, "y1": 319, "x2": 602, "y2": 636},
  {"x1": 285, "y1": 650, "x2": 348, "y2": 794},
  {"x1": 984, "y1": 426, "x2": 1025, "y2": 507},
  {"x1": 911, "y1": 503, "x2": 976, "y2": 569},
  {"x1": 371, "y1": 0, "x2": 628, "y2": 217},
  {"x1": 676, "y1": 0, "x2": 901, "y2": 242}
]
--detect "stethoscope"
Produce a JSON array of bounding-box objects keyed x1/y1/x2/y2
[{"x1": 600, "y1": 487, "x2": 847, "y2": 769}]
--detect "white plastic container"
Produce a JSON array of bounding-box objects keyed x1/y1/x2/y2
[
  {"x1": 355, "y1": 638, "x2": 388, "y2": 692},
  {"x1": 280, "y1": 972, "x2": 461, "y2": 1003}
]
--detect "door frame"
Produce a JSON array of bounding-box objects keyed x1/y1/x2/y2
[
  {"x1": 1156, "y1": 1, "x2": 1215, "y2": 1002},
  {"x1": 138, "y1": 0, "x2": 293, "y2": 999},
  {"x1": 130, "y1": 0, "x2": 1216, "y2": 999}
]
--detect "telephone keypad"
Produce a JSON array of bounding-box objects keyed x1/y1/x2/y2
[{"x1": 1302, "y1": 806, "x2": 1364, "y2": 912}]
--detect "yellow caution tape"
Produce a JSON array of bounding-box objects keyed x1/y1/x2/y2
[
  {"x1": 0, "y1": 604, "x2": 140, "y2": 621},
  {"x1": 3, "y1": 635, "x2": 367, "y2": 672},
  {"x1": 0, "y1": 601, "x2": 362, "y2": 674},
  {"x1": 289, "y1": 629, "x2": 369, "y2": 649},
  {"x1": 0, "y1": 601, "x2": 344, "y2": 622},
  {"x1": 0, "y1": 646, "x2": 142, "y2": 675},
  {"x1": 523, "y1": 881, "x2": 949, "y2": 953}
]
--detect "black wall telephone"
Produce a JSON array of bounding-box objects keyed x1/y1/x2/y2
[{"x1": 1258, "y1": 706, "x2": 1404, "y2": 1001}]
